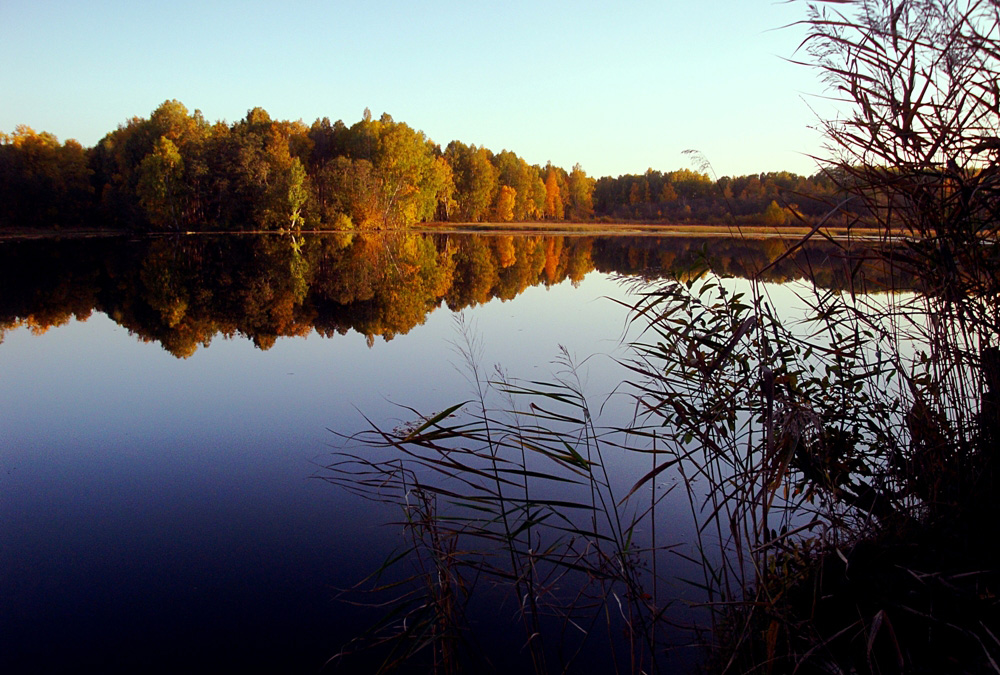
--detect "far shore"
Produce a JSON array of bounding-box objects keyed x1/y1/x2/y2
[
  {"x1": 0, "y1": 221, "x2": 890, "y2": 241},
  {"x1": 412, "y1": 221, "x2": 883, "y2": 239}
]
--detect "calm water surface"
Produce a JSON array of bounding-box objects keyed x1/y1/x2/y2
[
  {"x1": 0, "y1": 243, "x2": 645, "y2": 673},
  {"x1": 0, "y1": 232, "x2": 876, "y2": 673}
]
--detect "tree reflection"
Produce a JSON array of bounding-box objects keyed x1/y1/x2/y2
[{"x1": 0, "y1": 234, "x2": 908, "y2": 357}]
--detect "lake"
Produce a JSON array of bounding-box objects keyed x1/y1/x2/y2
[{"x1": 0, "y1": 232, "x2": 883, "y2": 673}]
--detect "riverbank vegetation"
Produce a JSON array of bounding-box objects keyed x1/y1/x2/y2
[{"x1": 324, "y1": 1, "x2": 1000, "y2": 672}]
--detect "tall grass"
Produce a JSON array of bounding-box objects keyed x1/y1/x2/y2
[
  {"x1": 324, "y1": 2, "x2": 1000, "y2": 672},
  {"x1": 325, "y1": 251, "x2": 996, "y2": 672},
  {"x1": 325, "y1": 314, "x2": 685, "y2": 673}
]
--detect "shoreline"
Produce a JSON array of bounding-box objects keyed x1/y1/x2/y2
[{"x1": 0, "y1": 221, "x2": 888, "y2": 241}]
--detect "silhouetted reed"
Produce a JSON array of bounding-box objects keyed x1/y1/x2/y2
[{"x1": 324, "y1": 2, "x2": 1000, "y2": 672}]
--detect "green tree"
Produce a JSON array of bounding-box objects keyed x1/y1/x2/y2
[
  {"x1": 287, "y1": 158, "x2": 309, "y2": 228},
  {"x1": 90, "y1": 100, "x2": 211, "y2": 229},
  {"x1": 206, "y1": 106, "x2": 311, "y2": 229},
  {"x1": 445, "y1": 141, "x2": 498, "y2": 222},
  {"x1": 370, "y1": 114, "x2": 441, "y2": 227},
  {"x1": 306, "y1": 117, "x2": 351, "y2": 224},
  {"x1": 335, "y1": 112, "x2": 444, "y2": 228},
  {"x1": 137, "y1": 136, "x2": 185, "y2": 229}
]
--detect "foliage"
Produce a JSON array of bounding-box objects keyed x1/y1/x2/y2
[
  {"x1": 445, "y1": 141, "x2": 498, "y2": 223},
  {"x1": 318, "y1": 3, "x2": 1000, "y2": 673},
  {"x1": 592, "y1": 168, "x2": 844, "y2": 225},
  {"x1": 694, "y1": 1, "x2": 1000, "y2": 670},
  {"x1": 0, "y1": 125, "x2": 94, "y2": 228},
  {"x1": 2, "y1": 101, "x2": 876, "y2": 232}
]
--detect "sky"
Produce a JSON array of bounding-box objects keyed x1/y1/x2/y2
[{"x1": 0, "y1": 0, "x2": 831, "y2": 180}]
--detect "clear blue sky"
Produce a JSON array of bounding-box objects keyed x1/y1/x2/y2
[{"x1": 0, "y1": 0, "x2": 828, "y2": 179}]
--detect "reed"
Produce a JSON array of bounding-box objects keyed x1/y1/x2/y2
[
  {"x1": 693, "y1": 1, "x2": 1000, "y2": 670},
  {"x1": 325, "y1": 2, "x2": 1000, "y2": 672},
  {"x1": 324, "y1": 316, "x2": 682, "y2": 672}
]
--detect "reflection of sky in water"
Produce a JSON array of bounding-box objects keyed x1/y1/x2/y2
[
  {"x1": 0, "y1": 272, "x2": 643, "y2": 672},
  {"x1": 2, "y1": 270, "x2": 902, "y2": 672}
]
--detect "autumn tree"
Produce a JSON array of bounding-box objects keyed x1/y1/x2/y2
[
  {"x1": 319, "y1": 112, "x2": 445, "y2": 229},
  {"x1": 202, "y1": 107, "x2": 314, "y2": 229},
  {"x1": 137, "y1": 136, "x2": 185, "y2": 229},
  {"x1": 762, "y1": 199, "x2": 788, "y2": 227},
  {"x1": 431, "y1": 155, "x2": 458, "y2": 221},
  {"x1": 89, "y1": 100, "x2": 215, "y2": 228},
  {"x1": 0, "y1": 126, "x2": 94, "y2": 228},
  {"x1": 494, "y1": 185, "x2": 516, "y2": 222},
  {"x1": 307, "y1": 117, "x2": 352, "y2": 223},
  {"x1": 567, "y1": 163, "x2": 594, "y2": 221},
  {"x1": 323, "y1": 156, "x2": 380, "y2": 226},
  {"x1": 543, "y1": 166, "x2": 564, "y2": 220},
  {"x1": 368, "y1": 114, "x2": 443, "y2": 227},
  {"x1": 446, "y1": 141, "x2": 498, "y2": 222},
  {"x1": 492, "y1": 150, "x2": 545, "y2": 220}
]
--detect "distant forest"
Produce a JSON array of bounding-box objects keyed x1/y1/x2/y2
[{"x1": 0, "y1": 100, "x2": 850, "y2": 231}]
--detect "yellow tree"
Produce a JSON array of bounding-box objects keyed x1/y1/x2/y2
[
  {"x1": 528, "y1": 172, "x2": 547, "y2": 220},
  {"x1": 567, "y1": 163, "x2": 594, "y2": 221},
  {"x1": 431, "y1": 156, "x2": 457, "y2": 221},
  {"x1": 762, "y1": 200, "x2": 787, "y2": 227},
  {"x1": 336, "y1": 112, "x2": 444, "y2": 228},
  {"x1": 494, "y1": 185, "x2": 516, "y2": 222},
  {"x1": 493, "y1": 150, "x2": 543, "y2": 221},
  {"x1": 544, "y1": 169, "x2": 563, "y2": 220}
]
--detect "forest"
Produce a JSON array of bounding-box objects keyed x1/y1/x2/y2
[{"x1": 0, "y1": 100, "x2": 848, "y2": 232}]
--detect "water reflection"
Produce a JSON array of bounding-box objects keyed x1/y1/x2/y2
[
  {"x1": 0, "y1": 232, "x2": 911, "y2": 673},
  {"x1": 0, "y1": 232, "x2": 904, "y2": 358}
]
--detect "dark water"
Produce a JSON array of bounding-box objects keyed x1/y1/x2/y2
[{"x1": 0, "y1": 232, "x2": 881, "y2": 673}]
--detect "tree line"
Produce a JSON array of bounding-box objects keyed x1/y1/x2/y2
[{"x1": 0, "y1": 100, "x2": 850, "y2": 231}]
